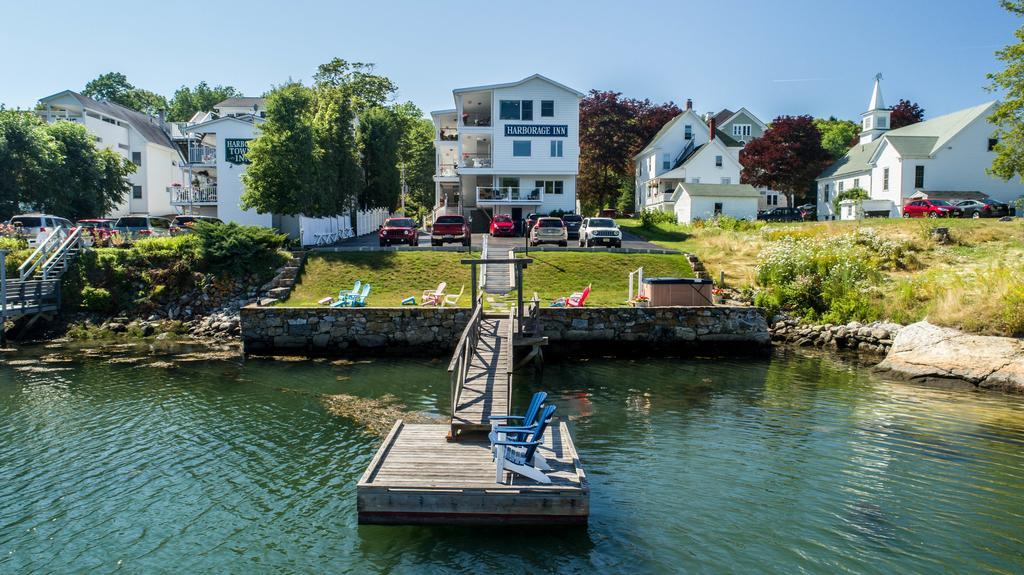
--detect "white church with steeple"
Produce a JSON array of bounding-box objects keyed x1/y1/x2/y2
[{"x1": 815, "y1": 74, "x2": 1023, "y2": 219}]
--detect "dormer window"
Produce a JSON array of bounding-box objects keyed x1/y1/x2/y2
[{"x1": 684, "y1": 125, "x2": 692, "y2": 140}]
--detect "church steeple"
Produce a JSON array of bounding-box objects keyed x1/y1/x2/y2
[{"x1": 860, "y1": 73, "x2": 891, "y2": 144}]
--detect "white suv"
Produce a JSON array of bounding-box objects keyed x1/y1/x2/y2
[
  {"x1": 9, "y1": 213, "x2": 74, "y2": 247},
  {"x1": 579, "y1": 217, "x2": 622, "y2": 248}
]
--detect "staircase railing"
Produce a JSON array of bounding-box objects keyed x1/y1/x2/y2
[
  {"x1": 40, "y1": 227, "x2": 83, "y2": 280},
  {"x1": 18, "y1": 229, "x2": 67, "y2": 280},
  {"x1": 448, "y1": 295, "x2": 484, "y2": 420}
]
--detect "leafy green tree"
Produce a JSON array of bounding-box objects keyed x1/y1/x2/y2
[
  {"x1": 168, "y1": 81, "x2": 242, "y2": 122},
  {"x1": 313, "y1": 58, "x2": 397, "y2": 114},
  {"x1": 390, "y1": 101, "x2": 435, "y2": 212},
  {"x1": 82, "y1": 72, "x2": 168, "y2": 114},
  {"x1": 988, "y1": 0, "x2": 1024, "y2": 181},
  {"x1": 0, "y1": 110, "x2": 134, "y2": 220},
  {"x1": 241, "y1": 83, "x2": 315, "y2": 215},
  {"x1": 831, "y1": 186, "x2": 870, "y2": 214},
  {"x1": 814, "y1": 117, "x2": 860, "y2": 159},
  {"x1": 310, "y1": 86, "x2": 362, "y2": 215},
  {"x1": 358, "y1": 107, "x2": 401, "y2": 210}
]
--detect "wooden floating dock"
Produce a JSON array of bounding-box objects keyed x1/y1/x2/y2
[
  {"x1": 357, "y1": 420, "x2": 588, "y2": 525},
  {"x1": 356, "y1": 268, "x2": 585, "y2": 526}
]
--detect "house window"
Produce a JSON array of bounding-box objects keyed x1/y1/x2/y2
[
  {"x1": 691, "y1": 177, "x2": 700, "y2": 183},
  {"x1": 521, "y1": 100, "x2": 533, "y2": 121},
  {"x1": 714, "y1": 202, "x2": 723, "y2": 216},
  {"x1": 877, "y1": 116, "x2": 887, "y2": 129},
  {"x1": 768, "y1": 194, "x2": 779, "y2": 206},
  {"x1": 662, "y1": 153, "x2": 670, "y2": 170},
  {"x1": 732, "y1": 124, "x2": 751, "y2": 137},
  {"x1": 499, "y1": 100, "x2": 522, "y2": 120},
  {"x1": 721, "y1": 177, "x2": 731, "y2": 184},
  {"x1": 915, "y1": 165, "x2": 925, "y2": 188},
  {"x1": 550, "y1": 140, "x2": 563, "y2": 157},
  {"x1": 864, "y1": 117, "x2": 872, "y2": 129},
  {"x1": 132, "y1": 185, "x2": 142, "y2": 199},
  {"x1": 824, "y1": 184, "x2": 830, "y2": 200},
  {"x1": 883, "y1": 168, "x2": 889, "y2": 191},
  {"x1": 535, "y1": 180, "x2": 563, "y2": 195},
  {"x1": 839, "y1": 181, "x2": 845, "y2": 192},
  {"x1": 684, "y1": 125, "x2": 692, "y2": 140},
  {"x1": 131, "y1": 152, "x2": 142, "y2": 166},
  {"x1": 989, "y1": 138, "x2": 999, "y2": 151},
  {"x1": 513, "y1": 141, "x2": 531, "y2": 157},
  {"x1": 541, "y1": 100, "x2": 554, "y2": 117},
  {"x1": 853, "y1": 178, "x2": 859, "y2": 188},
  {"x1": 715, "y1": 155, "x2": 723, "y2": 167}
]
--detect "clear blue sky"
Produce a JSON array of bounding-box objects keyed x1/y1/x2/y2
[{"x1": 1, "y1": 0, "x2": 1017, "y2": 122}]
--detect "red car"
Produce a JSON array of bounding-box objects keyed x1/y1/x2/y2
[
  {"x1": 902, "y1": 199, "x2": 963, "y2": 218},
  {"x1": 431, "y1": 215, "x2": 471, "y2": 246},
  {"x1": 378, "y1": 217, "x2": 420, "y2": 247},
  {"x1": 489, "y1": 214, "x2": 516, "y2": 237}
]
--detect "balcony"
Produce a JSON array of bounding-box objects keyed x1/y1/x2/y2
[
  {"x1": 460, "y1": 112, "x2": 491, "y2": 127},
  {"x1": 476, "y1": 187, "x2": 543, "y2": 204},
  {"x1": 188, "y1": 145, "x2": 217, "y2": 164},
  {"x1": 461, "y1": 154, "x2": 492, "y2": 169},
  {"x1": 439, "y1": 128, "x2": 458, "y2": 141},
  {"x1": 169, "y1": 185, "x2": 218, "y2": 205},
  {"x1": 436, "y1": 164, "x2": 457, "y2": 177}
]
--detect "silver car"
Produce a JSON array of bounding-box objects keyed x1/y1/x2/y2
[
  {"x1": 9, "y1": 213, "x2": 74, "y2": 247},
  {"x1": 112, "y1": 215, "x2": 172, "y2": 239},
  {"x1": 529, "y1": 217, "x2": 568, "y2": 247}
]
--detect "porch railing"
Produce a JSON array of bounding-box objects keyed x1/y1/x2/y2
[
  {"x1": 188, "y1": 146, "x2": 217, "y2": 164},
  {"x1": 437, "y1": 164, "x2": 457, "y2": 177},
  {"x1": 477, "y1": 187, "x2": 543, "y2": 203},
  {"x1": 460, "y1": 113, "x2": 491, "y2": 127},
  {"x1": 170, "y1": 185, "x2": 218, "y2": 205},
  {"x1": 461, "y1": 154, "x2": 492, "y2": 168}
]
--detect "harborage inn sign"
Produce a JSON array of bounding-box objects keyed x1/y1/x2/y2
[
  {"x1": 504, "y1": 124, "x2": 568, "y2": 137},
  {"x1": 225, "y1": 138, "x2": 252, "y2": 165}
]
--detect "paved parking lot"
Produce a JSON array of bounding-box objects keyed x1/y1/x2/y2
[{"x1": 323, "y1": 227, "x2": 673, "y2": 252}]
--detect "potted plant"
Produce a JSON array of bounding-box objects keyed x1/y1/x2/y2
[
  {"x1": 712, "y1": 287, "x2": 725, "y2": 305},
  {"x1": 633, "y1": 294, "x2": 650, "y2": 308}
]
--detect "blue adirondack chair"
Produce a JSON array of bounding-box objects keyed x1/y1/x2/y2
[
  {"x1": 488, "y1": 391, "x2": 547, "y2": 444},
  {"x1": 349, "y1": 283, "x2": 371, "y2": 307},
  {"x1": 493, "y1": 404, "x2": 557, "y2": 484},
  {"x1": 330, "y1": 281, "x2": 361, "y2": 308}
]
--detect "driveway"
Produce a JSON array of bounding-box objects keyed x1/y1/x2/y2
[{"x1": 481, "y1": 231, "x2": 672, "y2": 252}]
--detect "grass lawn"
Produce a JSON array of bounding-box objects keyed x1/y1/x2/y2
[
  {"x1": 620, "y1": 216, "x2": 1024, "y2": 335},
  {"x1": 520, "y1": 252, "x2": 693, "y2": 306},
  {"x1": 282, "y1": 251, "x2": 474, "y2": 307}
]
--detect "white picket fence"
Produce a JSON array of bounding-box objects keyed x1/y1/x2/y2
[{"x1": 298, "y1": 208, "x2": 389, "y2": 247}]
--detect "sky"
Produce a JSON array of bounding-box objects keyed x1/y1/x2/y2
[{"x1": 0, "y1": 0, "x2": 1018, "y2": 122}]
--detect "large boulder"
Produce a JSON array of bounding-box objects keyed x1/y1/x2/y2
[{"x1": 875, "y1": 321, "x2": 1024, "y2": 393}]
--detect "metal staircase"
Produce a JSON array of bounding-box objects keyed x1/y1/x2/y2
[
  {"x1": 672, "y1": 139, "x2": 697, "y2": 169},
  {"x1": 1, "y1": 228, "x2": 85, "y2": 343}
]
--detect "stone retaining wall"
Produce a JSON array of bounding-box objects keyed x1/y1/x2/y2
[
  {"x1": 769, "y1": 318, "x2": 902, "y2": 354},
  {"x1": 241, "y1": 305, "x2": 771, "y2": 354},
  {"x1": 241, "y1": 306, "x2": 471, "y2": 353},
  {"x1": 535, "y1": 306, "x2": 770, "y2": 345}
]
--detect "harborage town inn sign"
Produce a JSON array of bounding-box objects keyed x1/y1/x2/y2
[
  {"x1": 504, "y1": 124, "x2": 568, "y2": 137},
  {"x1": 225, "y1": 138, "x2": 252, "y2": 165}
]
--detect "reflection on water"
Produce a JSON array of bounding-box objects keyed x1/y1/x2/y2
[{"x1": 1, "y1": 344, "x2": 1023, "y2": 573}]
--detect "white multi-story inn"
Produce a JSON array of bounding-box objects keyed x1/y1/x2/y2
[
  {"x1": 37, "y1": 90, "x2": 182, "y2": 217},
  {"x1": 816, "y1": 74, "x2": 1024, "y2": 219},
  {"x1": 168, "y1": 97, "x2": 271, "y2": 227},
  {"x1": 431, "y1": 74, "x2": 582, "y2": 231},
  {"x1": 634, "y1": 100, "x2": 786, "y2": 221}
]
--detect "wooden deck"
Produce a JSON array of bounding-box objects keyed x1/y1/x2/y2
[
  {"x1": 357, "y1": 420, "x2": 588, "y2": 525},
  {"x1": 451, "y1": 316, "x2": 511, "y2": 433}
]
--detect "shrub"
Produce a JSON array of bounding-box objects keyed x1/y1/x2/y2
[
  {"x1": 192, "y1": 222, "x2": 288, "y2": 276},
  {"x1": 79, "y1": 286, "x2": 114, "y2": 312},
  {"x1": 1003, "y1": 284, "x2": 1024, "y2": 337},
  {"x1": 0, "y1": 237, "x2": 28, "y2": 252},
  {"x1": 639, "y1": 208, "x2": 676, "y2": 229}
]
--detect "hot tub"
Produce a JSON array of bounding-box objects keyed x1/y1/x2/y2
[{"x1": 640, "y1": 277, "x2": 714, "y2": 306}]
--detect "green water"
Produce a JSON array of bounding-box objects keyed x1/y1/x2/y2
[{"x1": 2, "y1": 344, "x2": 1023, "y2": 574}]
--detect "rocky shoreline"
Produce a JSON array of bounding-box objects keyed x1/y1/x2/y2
[{"x1": 769, "y1": 317, "x2": 903, "y2": 355}]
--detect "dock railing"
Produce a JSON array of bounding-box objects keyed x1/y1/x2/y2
[{"x1": 448, "y1": 294, "x2": 484, "y2": 418}]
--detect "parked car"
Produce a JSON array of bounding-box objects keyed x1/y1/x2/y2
[
  {"x1": 378, "y1": 217, "x2": 420, "y2": 247},
  {"x1": 797, "y1": 204, "x2": 817, "y2": 220},
  {"x1": 169, "y1": 215, "x2": 223, "y2": 234},
  {"x1": 523, "y1": 213, "x2": 541, "y2": 237},
  {"x1": 489, "y1": 214, "x2": 516, "y2": 237},
  {"x1": 579, "y1": 217, "x2": 622, "y2": 248},
  {"x1": 561, "y1": 214, "x2": 583, "y2": 240},
  {"x1": 530, "y1": 217, "x2": 568, "y2": 247},
  {"x1": 77, "y1": 218, "x2": 117, "y2": 246},
  {"x1": 9, "y1": 213, "x2": 74, "y2": 247},
  {"x1": 902, "y1": 200, "x2": 963, "y2": 218},
  {"x1": 431, "y1": 215, "x2": 471, "y2": 246},
  {"x1": 112, "y1": 215, "x2": 172, "y2": 239},
  {"x1": 758, "y1": 207, "x2": 804, "y2": 222},
  {"x1": 955, "y1": 198, "x2": 1010, "y2": 218}
]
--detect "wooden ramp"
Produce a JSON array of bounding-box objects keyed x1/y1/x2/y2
[
  {"x1": 451, "y1": 316, "x2": 511, "y2": 433},
  {"x1": 358, "y1": 420, "x2": 588, "y2": 525}
]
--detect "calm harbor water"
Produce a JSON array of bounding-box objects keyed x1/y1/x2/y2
[{"x1": 1, "y1": 344, "x2": 1023, "y2": 574}]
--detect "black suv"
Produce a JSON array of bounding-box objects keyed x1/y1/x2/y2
[
  {"x1": 758, "y1": 207, "x2": 804, "y2": 222},
  {"x1": 561, "y1": 214, "x2": 583, "y2": 240}
]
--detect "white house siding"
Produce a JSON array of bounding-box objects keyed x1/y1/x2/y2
[
  {"x1": 142, "y1": 142, "x2": 178, "y2": 217},
  {"x1": 489, "y1": 78, "x2": 580, "y2": 175},
  {"x1": 676, "y1": 195, "x2": 758, "y2": 224},
  {"x1": 869, "y1": 143, "x2": 904, "y2": 216},
  {"x1": 209, "y1": 120, "x2": 271, "y2": 228}
]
